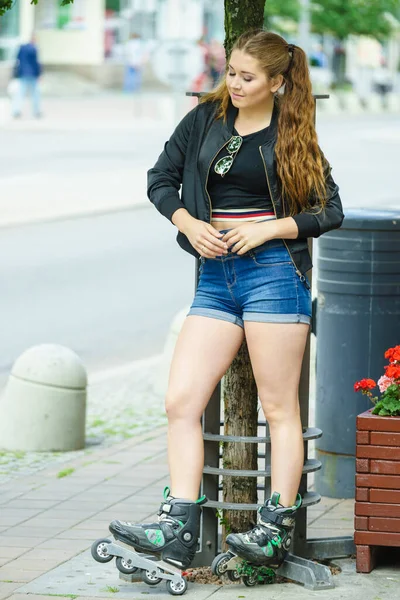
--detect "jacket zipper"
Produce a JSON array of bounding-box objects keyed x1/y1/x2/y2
[
  {"x1": 204, "y1": 136, "x2": 234, "y2": 223},
  {"x1": 259, "y1": 146, "x2": 309, "y2": 286}
]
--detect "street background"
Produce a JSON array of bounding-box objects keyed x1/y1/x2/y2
[{"x1": 0, "y1": 0, "x2": 400, "y2": 598}]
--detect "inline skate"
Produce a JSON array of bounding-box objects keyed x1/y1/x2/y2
[
  {"x1": 211, "y1": 492, "x2": 302, "y2": 586},
  {"x1": 91, "y1": 487, "x2": 207, "y2": 596}
]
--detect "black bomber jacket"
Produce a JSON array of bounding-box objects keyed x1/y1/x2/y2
[{"x1": 147, "y1": 98, "x2": 344, "y2": 275}]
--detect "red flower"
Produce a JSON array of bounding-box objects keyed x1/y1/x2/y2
[
  {"x1": 354, "y1": 378, "x2": 376, "y2": 392},
  {"x1": 384, "y1": 346, "x2": 400, "y2": 364},
  {"x1": 384, "y1": 365, "x2": 400, "y2": 380}
]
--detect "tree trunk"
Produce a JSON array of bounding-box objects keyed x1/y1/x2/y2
[
  {"x1": 224, "y1": 0, "x2": 265, "y2": 57},
  {"x1": 222, "y1": 341, "x2": 259, "y2": 541},
  {"x1": 221, "y1": 0, "x2": 266, "y2": 544}
]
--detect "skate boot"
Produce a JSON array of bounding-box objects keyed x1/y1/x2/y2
[
  {"x1": 108, "y1": 487, "x2": 206, "y2": 570},
  {"x1": 226, "y1": 492, "x2": 302, "y2": 569}
]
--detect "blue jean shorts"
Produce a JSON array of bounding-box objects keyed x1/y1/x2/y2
[{"x1": 188, "y1": 237, "x2": 312, "y2": 329}]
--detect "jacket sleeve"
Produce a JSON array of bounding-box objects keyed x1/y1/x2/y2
[
  {"x1": 292, "y1": 155, "x2": 344, "y2": 239},
  {"x1": 147, "y1": 106, "x2": 198, "y2": 222}
]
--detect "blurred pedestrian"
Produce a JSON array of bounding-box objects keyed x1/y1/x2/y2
[
  {"x1": 207, "y1": 39, "x2": 225, "y2": 87},
  {"x1": 123, "y1": 33, "x2": 147, "y2": 93},
  {"x1": 12, "y1": 36, "x2": 43, "y2": 119},
  {"x1": 373, "y1": 59, "x2": 393, "y2": 110}
]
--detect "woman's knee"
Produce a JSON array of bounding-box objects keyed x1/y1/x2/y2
[
  {"x1": 165, "y1": 385, "x2": 202, "y2": 423},
  {"x1": 259, "y1": 388, "x2": 300, "y2": 424}
]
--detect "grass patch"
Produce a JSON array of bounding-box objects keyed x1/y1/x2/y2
[
  {"x1": 102, "y1": 428, "x2": 118, "y2": 436},
  {"x1": 102, "y1": 460, "x2": 121, "y2": 464},
  {"x1": 102, "y1": 586, "x2": 119, "y2": 593},
  {"x1": 57, "y1": 468, "x2": 75, "y2": 478},
  {"x1": 91, "y1": 418, "x2": 106, "y2": 427}
]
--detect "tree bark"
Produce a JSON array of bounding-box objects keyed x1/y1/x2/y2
[
  {"x1": 221, "y1": 1, "x2": 266, "y2": 543},
  {"x1": 222, "y1": 341, "x2": 259, "y2": 540},
  {"x1": 224, "y1": 0, "x2": 266, "y2": 57}
]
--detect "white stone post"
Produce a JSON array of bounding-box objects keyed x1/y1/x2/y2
[{"x1": 0, "y1": 344, "x2": 87, "y2": 452}]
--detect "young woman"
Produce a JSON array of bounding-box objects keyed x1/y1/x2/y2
[{"x1": 109, "y1": 30, "x2": 343, "y2": 571}]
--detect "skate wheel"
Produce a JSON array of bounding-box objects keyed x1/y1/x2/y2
[
  {"x1": 142, "y1": 569, "x2": 162, "y2": 585},
  {"x1": 116, "y1": 556, "x2": 138, "y2": 575},
  {"x1": 211, "y1": 552, "x2": 232, "y2": 578},
  {"x1": 91, "y1": 538, "x2": 113, "y2": 563},
  {"x1": 243, "y1": 574, "x2": 258, "y2": 587},
  {"x1": 166, "y1": 577, "x2": 187, "y2": 596},
  {"x1": 227, "y1": 569, "x2": 241, "y2": 582}
]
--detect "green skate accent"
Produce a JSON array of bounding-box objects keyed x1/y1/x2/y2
[
  {"x1": 262, "y1": 542, "x2": 274, "y2": 557},
  {"x1": 294, "y1": 493, "x2": 302, "y2": 509},
  {"x1": 196, "y1": 495, "x2": 207, "y2": 504},
  {"x1": 144, "y1": 528, "x2": 165, "y2": 547},
  {"x1": 271, "y1": 534, "x2": 282, "y2": 547}
]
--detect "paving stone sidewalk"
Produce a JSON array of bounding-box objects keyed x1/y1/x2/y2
[
  {"x1": 1, "y1": 352, "x2": 398, "y2": 600},
  {"x1": 0, "y1": 418, "x2": 397, "y2": 600}
]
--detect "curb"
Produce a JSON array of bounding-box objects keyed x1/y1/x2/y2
[
  {"x1": 88, "y1": 353, "x2": 163, "y2": 385},
  {"x1": 0, "y1": 201, "x2": 151, "y2": 231}
]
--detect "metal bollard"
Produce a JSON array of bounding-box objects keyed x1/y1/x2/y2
[{"x1": 0, "y1": 344, "x2": 87, "y2": 452}]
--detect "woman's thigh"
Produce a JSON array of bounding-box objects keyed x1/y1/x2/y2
[
  {"x1": 244, "y1": 321, "x2": 309, "y2": 415},
  {"x1": 167, "y1": 315, "x2": 244, "y2": 419}
]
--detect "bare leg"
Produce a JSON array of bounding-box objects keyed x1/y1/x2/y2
[
  {"x1": 244, "y1": 322, "x2": 309, "y2": 507},
  {"x1": 166, "y1": 315, "x2": 244, "y2": 500}
]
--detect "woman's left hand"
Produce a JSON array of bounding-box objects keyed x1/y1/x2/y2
[{"x1": 222, "y1": 221, "x2": 277, "y2": 255}]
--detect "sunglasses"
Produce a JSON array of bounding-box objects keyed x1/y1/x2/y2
[{"x1": 214, "y1": 135, "x2": 243, "y2": 177}]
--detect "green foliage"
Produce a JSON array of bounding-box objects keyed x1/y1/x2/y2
[
  {"x1": 264, "y1": 0, "x2": 300, "y2": 30},
  {"x1": 372, "y1": 384, "x2": 400, "y2": 416},
  {"x1": 312, "y1": 0, "x2": 399, "y2": 41},
  {"x1": 262, "y1": 0, "x2": 399, "y2": 41},
  {"x1": 106, "y1": 0, "x2": 120, "y2": 11},
  {"x1": 0, "y1": 0, "x2": 74, "y2": 17},
  {"x1": 216, "y1": 509, "x2": 232, "y2": 533},
  {"x1": 0, "y1": 0, "x2": 14, "y2": 17}
]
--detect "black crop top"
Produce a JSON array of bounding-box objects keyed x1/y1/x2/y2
[{"x1": 207, "y1": 126, "x2": 275, "y2": 223}]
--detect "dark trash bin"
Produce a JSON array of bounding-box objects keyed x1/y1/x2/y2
[{"x1": 315, "y1": 209, "x2": 400, "y2": 498}]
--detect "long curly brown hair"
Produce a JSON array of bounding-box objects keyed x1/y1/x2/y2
[{"x1": 200, "y1": 30, "x2": 327, "y2": 214}]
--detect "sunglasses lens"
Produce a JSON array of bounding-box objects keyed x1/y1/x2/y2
[
  {"x1": 226, "y1": 136, "x2": 242, "y2": 153},
  {"x1": 214, "y1": 155, "x2": 233, "y2": 175}
]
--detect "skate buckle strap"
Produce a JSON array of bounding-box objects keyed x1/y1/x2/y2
[
  {"x1": 270, "y1": 492, "x2": 281, "y2": 507},
  {"x1": 158, "y1": 503, "x2": 172, "y2": 516}
]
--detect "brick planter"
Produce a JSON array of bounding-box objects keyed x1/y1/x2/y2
[{"x1": 355, "y1": 408, "x2": 400, "y2": 572}]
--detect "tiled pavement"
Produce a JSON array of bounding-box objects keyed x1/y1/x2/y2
[
  {"x1": 0, "y1": 344, "x2": 397, "y2": 600},
  {"x1": 2, "y1": 418, "x2": 396, "y2": 600}
]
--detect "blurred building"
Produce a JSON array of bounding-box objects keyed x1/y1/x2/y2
[{"x1": 0, "y1": 0, "x2": 224, "y2": 92}]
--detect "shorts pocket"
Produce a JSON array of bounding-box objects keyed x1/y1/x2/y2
[{"x1": 249, "y1": 248, "x2": 292, "y2": 267}]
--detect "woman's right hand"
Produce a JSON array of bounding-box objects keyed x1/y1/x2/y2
[{"x1": 172, "y1": 210, "x2": 228, "y2": 257}]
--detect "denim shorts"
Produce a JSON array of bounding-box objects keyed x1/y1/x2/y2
[{"x1": 188, "y1": 236, "x2": 312, "y2": 329}]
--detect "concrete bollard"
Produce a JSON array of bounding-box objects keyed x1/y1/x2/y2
[{"x1": 0, "y1": 344, "x2": 87, "y2": 452}]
